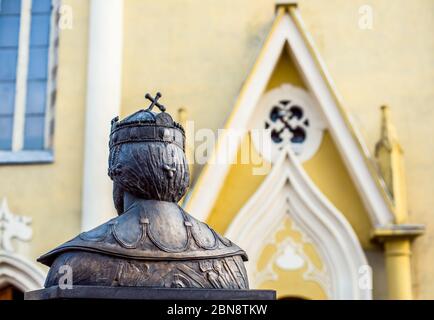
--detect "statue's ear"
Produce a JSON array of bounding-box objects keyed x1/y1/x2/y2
[{"x1": 113, "y1": 182, "x2": 124, "y2": 215}]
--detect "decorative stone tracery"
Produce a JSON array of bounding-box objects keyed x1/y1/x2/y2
[
  {"x1": 0, "y1": 198, "x2": 32, "y2": 253},
  {"x1": 251, "y1": 84, "x2": 326, "y2": 163},
  {"x1": 0, "y1": 198, "x2": 44, "y2": 292}
]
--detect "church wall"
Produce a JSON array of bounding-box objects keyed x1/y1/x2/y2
[
  {"x1": 0, "y1": 0, "x2": 431, "y2": 299},
  {"x1": 119, "y1": 0, "x2": 433, "y2": 298},
  {"x1": 0, "y1": 0, "x2": 89, "y2": 269},
  {"x1": 298, "y1": 0, "x2": 434, "y2": 299},
  {"x1": 120, "y1": 0, "x2": 275, "y2": 180}
]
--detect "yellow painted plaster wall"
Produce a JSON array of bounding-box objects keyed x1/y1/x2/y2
[
  {"x1": 303, "y1": 132, "x2": 373, "y2": 248},
  {"x1": 256, "y1": 217, "x2": 328, "y2": 299},
  {"x1": 49, "y1": 0, "x2": 432, "y2": 298},
  {"x1": 122, "y1": 0, "x2": 433, "y2": 297},
  {"x1": 1, "y1": 0, "x2": 430, "y2": 298},
  {"x1": 266, "y1": 46, "x2": 306, "y2": 91},
  {"x1": 121, "y1": 0, "x2": 276, "y2": 179},
  {"x1": 206, "y1": 134, "x2": 267, "y2": 234},
  {"x1": 124, "y1": 0, "x2": 434, "y2": 298},
  {"x1": 206, "y1": 48, "x2": 306, "y2": 234},
  {"x1": 297, "y1": 0, "x2": 434, "y2": 299},
  {"x1": 0, "y1": 0, "x2": 89, "y2": 270},
  {"x1": 205, "y1": 48, "x2": 306, "y2": 233}
]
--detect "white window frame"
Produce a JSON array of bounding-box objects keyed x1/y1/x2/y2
[{"x1": 0, "y1": 0, "x2": 59, "y2": 164}]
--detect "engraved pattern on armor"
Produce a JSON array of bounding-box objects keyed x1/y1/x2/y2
[
  {"x1": 79, "y1": 222, "x2": 111, "y2": 242},
  {"x1": 45, "y1": 252, "x2": 249, "y2": 289},
  {"x1": 145, "y1": 209, "x2": 192, "y2": 253},
  {"x1": 188, "y1": 211, "x2": 219, "y2": 250},
  {"x1": 171, "y1": 273, "x2": 192, "y2": 288},
  {"x1": 111, "y1": 219, "x2": 147, "y2": 249},
  {"x1": 191, "y1": 228, "x2": 219, "y2": 250},
  {"x1": 215, "y1": 231, "x2": 233, "y2": 247}
]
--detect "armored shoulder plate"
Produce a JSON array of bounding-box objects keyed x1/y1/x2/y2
[{"x1": 38, "y1": 201, "x2": 247, "y2": 266}]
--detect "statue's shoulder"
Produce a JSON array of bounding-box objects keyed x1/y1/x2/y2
[
  {"x1": 38, "y1": 204, "x2": 247, "y2": 267},
  {"x1": 186, "y1": 212, "x2": 234, "y2": 249},
  {"x1": 37, "y1": 216, "x2": 119, "y2": 266}
]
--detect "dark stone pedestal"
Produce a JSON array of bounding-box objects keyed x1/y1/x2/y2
[{"x1": 25, "y1": 286, "x2": 276, "y2": 300}]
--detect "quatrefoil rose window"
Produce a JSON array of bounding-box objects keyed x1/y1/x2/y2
[{"x1": 251, "y1": 84, "x2": 326, "y2": 163}]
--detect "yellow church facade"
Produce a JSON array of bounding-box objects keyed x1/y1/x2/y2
[{"x1": 0, "y1": 0, "x2": 433, "y2": 300}]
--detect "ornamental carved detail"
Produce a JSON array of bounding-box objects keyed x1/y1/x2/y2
[
  {"x1": 251, "y1": 84, "x2": 326, "y2": 163},
  {"x1": 0, "y1": 198, "x2": 32, "y2": 252}
]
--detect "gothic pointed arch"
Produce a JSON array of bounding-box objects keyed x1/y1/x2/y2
[
  {"x1": 225, "y1": 147, "x2": 371, "y2": 299},
  {"x1": 0, "y1": 252, "x2": 45, "y2": 292}
]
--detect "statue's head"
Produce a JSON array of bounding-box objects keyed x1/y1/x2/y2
[{"x1": 108, "y1": 93, "x2": 189, "y2": 214}]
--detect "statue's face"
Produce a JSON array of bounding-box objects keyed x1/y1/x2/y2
[{"x1": 109, "y1": 141, "x2": 189, "y2": 205}]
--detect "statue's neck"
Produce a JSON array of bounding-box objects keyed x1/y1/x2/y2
[{"x1": 123, "y1": 192, "x2": 178, "y2": 213}]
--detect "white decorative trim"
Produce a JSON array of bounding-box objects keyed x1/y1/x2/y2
[
  {"x1": 225, "y1": 147, "x2": 372, "y2": 300},
  {"x1": 250, "y1": 84, "x2": 325, "y2": 163},
  {"x1": 0, "y1": 251, "x2": 45, "y2": 291},
  {"x1": 186, "y1": 8, "x2": 394, "y2": 227},
  {"x1": 12, "y1": 0, "x2": 32, "y2": 151},
  {"x1": 44, "y1": 0, "x2": 60, "y2": 149},
  {"x1": 0, "y1": 150, "x2": 53, "y2": 164},
  {"x1": 81, "y1": 0, "x2": 124, "y2": 231},
  {"x1": 0, "y1": 198, "x2": 32, "y2": 253},
  {"x1": 0, "y1": 200, "x2": 44, "y2": 292}
]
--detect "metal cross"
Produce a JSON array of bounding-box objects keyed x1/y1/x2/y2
[{"x1": 145, "y1": 92, "x2": 166, "y2": 112}]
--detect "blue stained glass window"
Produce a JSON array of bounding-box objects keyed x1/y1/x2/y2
[
  {"x1": 25, "y1": 81, "x2": 47, "y2": 114},
  {"x1": 0, "y1": 16, "x2": 20, "y2": 46},
  {"x1": 23, "y1": 114, "x2": 45, "y2": 150},
  {"x1": 31, "y1": 0, "x2": 52, "y2": 13},
  {"x1": 0, "y1": 49, "x2": 18, "y2": 79},
  {"x1": 24, "y1": 0, "x2": 52, "y2": 150},
  {"x1": 0, "y1": 82, "x2": 16, "y2": 115},
  {"x1": 0, "y1": 0, "x2": 53, "y2": 151},
  {"x1": 0, "y1": 82, "x2": 15, "y2": 149},
  {"x1": 27, "y1": 47, "x2": 48, "y2": 79},
  {"x1": 0, "y1": 0, "x2": 22, "y2": 14},
  {"x1": 0, "y1": 116, "x2": 14, "y2": 149},
  {"x1": 0, "y1": 0, "x2": 21, "y2": 150},
  {"x1": 29, "y1": 15, "x2": 50, "y2": 46}
]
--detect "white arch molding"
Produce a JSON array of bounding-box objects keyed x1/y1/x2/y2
[
  {"x1": 225, "y1": 147, "x2": 372, "y2": 300},
  {"x1": 0, "y1": 252, "x2": 45, "y2": 292}
]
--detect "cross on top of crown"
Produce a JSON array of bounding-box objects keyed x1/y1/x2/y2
[{"x1": 145, "y1": 92, "x2": 166, "y2": 112}]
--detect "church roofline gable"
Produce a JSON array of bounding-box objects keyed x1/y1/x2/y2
[{"x1": 185, "y1": 6, "x2": 395, "y2": 228}]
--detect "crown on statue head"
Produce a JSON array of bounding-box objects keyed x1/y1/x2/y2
[{"x1": 109, "y1": 92, "x2": 185, "y2": 151}]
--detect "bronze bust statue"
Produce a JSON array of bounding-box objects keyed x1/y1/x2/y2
[{"x1": 38, "y1": 93, "x2": 249, "y2": 290}]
